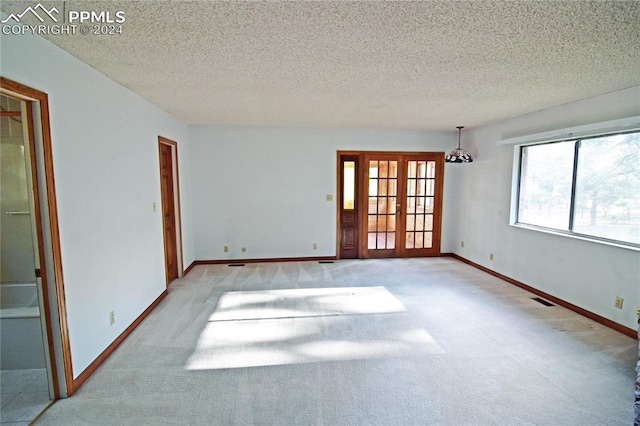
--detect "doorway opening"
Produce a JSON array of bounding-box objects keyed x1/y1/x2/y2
[
  {"x1": 158, "y1": 136, "x2": 183, "y2": 285},
  {"x1": 337, "y1": 151, "x2": 444, "y2": 259},
  {"x1": 0, "y1": 77, "x2": 72, "y2": 419}
]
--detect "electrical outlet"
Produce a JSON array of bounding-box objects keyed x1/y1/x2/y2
[
  {"x1": 326, "y1": 194, "x2": 333, "y2": 201},
  {"x1": 635, "y1": 306, "x2": 640, "y2": 319},
  {"x1": 241, "y1": 247, "x2": 247, "y2": 252},
  {"x1": 313, "y1": 243, "x2": 318, "y2": 250},
  {"x1": 223, "y1": 245, "x2": 228, "y2": 253},
  {"x1": 614, "y1": 296, "x2": 623, "y2": 309},
  {"x1": 489, "y1": 253, "x2": 494, "y2": 261},
  {"x1": 109, "y1": 311, "x2": 115, "y2": 326},
  {"x1": 461, "y1": 241, "x2": 464, "y2": 248}
]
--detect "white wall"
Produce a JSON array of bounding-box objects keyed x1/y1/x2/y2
[
  {"x1": 0, "y1": 33, "x2": 195, "y2": 377},
  {"x1": 6, "y1": 20, "x2": 634, "y2": 383},
  {"x1": 189, "y1": 126, "x2": 458, "y2": 260},
  {"x1": 454, "y1": 86, "x2": 640, "y2": 330}
]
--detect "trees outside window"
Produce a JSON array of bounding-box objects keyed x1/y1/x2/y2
[{"x1": 517, "y1": 131, "x2": 640, "y2": 246}]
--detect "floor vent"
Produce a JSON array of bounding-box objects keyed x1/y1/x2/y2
[
  {"x1": 228, "y1": 264, "x2": 245, "y2": 267},
  {"x1": 319, "y1": 261, "x2": 335, "y2": 264},
  {"x1": 532, "y1": 297, "x2": 554, "y2": 307}
]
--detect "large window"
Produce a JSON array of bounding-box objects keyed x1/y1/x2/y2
[{"x1": 517, "y1": 130, "x2": 640, "y2": 247}]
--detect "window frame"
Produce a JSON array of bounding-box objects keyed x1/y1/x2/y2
[{"x1": 511, "y1": 129, "x2": 640, "y2": 251}]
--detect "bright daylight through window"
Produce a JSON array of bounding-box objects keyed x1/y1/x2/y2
[{"x1": 517, "y1": 130, "x2": 640, "y2": 247}]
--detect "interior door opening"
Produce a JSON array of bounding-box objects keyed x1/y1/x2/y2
[
  {"x1": 2, "y1": 76, "x2": 77, "y2": 400},
  {"x1": 0, "y1": 93, "x2": 55, "y2": 417},
  {"x1": 337, "y1": 151, "x2": 444, "y2": 259}
]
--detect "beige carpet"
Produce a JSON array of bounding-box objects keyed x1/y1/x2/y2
[{"x1": 36, "y1": 258, "x2": 637, "y2": 425}]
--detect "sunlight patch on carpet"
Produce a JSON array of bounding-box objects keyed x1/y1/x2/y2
[
  {"x1": 186, "y1": 286, "x2": 443, "y2": 370},
  {"x1": 209, "y1": 286, "x2": 406, "y2": 322}
]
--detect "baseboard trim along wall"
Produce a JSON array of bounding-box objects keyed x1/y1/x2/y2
[
  {"x1": 446, "y1": 253, "x2": 637, "y2": 339},
  {"x1": 189, "y1": 256, "x2": 337, "y2": 268},
  {"x1": 71, "y1": 290, "x2": 168, "y2": 394},
  {"x1": 67, "y1": 253, "x2": 636, "y2": 396},
  {"x1": 183, "y1": 261, "x2": 196, "y2": 276}
]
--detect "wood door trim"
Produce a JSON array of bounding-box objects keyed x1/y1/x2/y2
[
  {"x1": 432, "y1": 153, "x2": 445, "y2": 256},
  {"x1": 158, "y1": 136, "x2": 184, "y2": 280},
  {"x1": 0, "y1": 76, "x2": 71, "y2": 397},
  {"x1": 24, "y1": 101, "x2": 60, "y2": 399},
  {"x1": 347, "y1": 150, "x2": 444, "y2": 156},
  {"x1": 337, "y1": 150, "x2": 445, "y2": 260}
]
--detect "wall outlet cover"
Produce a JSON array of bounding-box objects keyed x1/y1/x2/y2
[{"x1": 614, "y1": 297, "x2": 623, "y2": 309}]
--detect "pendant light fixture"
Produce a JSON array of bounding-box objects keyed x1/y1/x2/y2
[{"x1": 445, "y1": 126, "x2": 473, "y2": 163}]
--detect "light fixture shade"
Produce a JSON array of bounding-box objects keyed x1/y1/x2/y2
[
  {"x1": 446, "y1": 126, "x2": 473, "y2": 163},
  {"x1": 445, "y1": 148, "x2": 473, "y2": 163}
]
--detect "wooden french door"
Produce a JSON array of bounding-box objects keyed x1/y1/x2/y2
[
  {"x1": 338, "y1": 151, "x2": 444, "y2": 259},
  {"x1": 159, "y1": 140, "x2": 178, "y2": 284},
  {"x1": 363, "y1": 154, "x2": 400, "y2": 258}
]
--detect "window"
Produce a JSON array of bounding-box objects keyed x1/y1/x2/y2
[
  {"x1": 343, "y1": 161, "x2": 355, "y2": 210},
  {"x1": 517, "y1": 130, "x2": 640, "y2": 247}
]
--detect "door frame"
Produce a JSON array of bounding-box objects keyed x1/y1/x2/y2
[
  {"x1": 336, "y1": 150, "x2": 445, "y2": 259},
  {"x1": 158, "y1": 136, "x2": 184, "y2": 285},
  {"x1": 1, "y1": 77, "x2": 71, "y2": 397}
]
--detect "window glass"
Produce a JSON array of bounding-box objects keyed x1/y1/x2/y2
[
  {"x1": 573, "y1": 133, "x2": 640, "y2": 244},
  {"x1": 518, "y1": 141, "x2": 575, "y2": 230},
  {"x1": 343, "y1": 161, "x2": 355, "y2": 210},
  {"x1": 516, "y1": 130, "x2": 640, "y2": 247}
]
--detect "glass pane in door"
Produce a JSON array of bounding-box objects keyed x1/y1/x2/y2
[
  {"x1": 343, "y1": 161, "x2": 355, "y2": 209},
  {"x1": 405, "y1": 160, "x2": 436, "y2": 249},
  {"x1": 367, "y1": 160, "x2": 398, "y2": 249}
]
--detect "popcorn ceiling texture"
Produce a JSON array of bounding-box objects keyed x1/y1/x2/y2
[{"x1": 2, "y1": 0, "x2": 639, "y2": 130}]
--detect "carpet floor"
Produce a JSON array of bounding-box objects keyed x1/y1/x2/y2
[{"x1": 36, "y1": 258, "x2": 637, "y2": 425}]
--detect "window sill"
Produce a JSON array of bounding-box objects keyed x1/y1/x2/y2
[{"x1": 511, "y1": 223, "x2": 640, "y2": 252}]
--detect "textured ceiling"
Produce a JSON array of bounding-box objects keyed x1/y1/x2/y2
[{"x1": 2, "y1": 1, "x2": 640, "y2": 130}]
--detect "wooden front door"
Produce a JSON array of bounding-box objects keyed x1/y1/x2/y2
[
  {"x1": 338, "y1": 151, "x2": 444, "y2": 259},
  {"x1": 159, "y1": 141, "x2": 178, "y2": 284}
]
